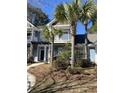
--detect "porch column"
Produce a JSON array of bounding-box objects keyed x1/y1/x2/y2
[
  {"x1": 29, "y1": 29, "x2": 34, "y2": 57},
  {"x1": 37, "y1": 45, "x2": 39, "y2": 61},
  {"x1": 82, "y1": 44, "x2": 87, "y2": 59},
  {"x1": 48, "y1": 44, "x2": 51, "y2": 63},
  {"x1": 44, "y1": 45, "x2": 47, "y2": 62},
  {"x1": 38, "y1": 47, "x2": 41, "y2": 61},
  {"x1": 29, "y1": 44, "x2": 33, "y2": 57},
  {"x1": 31, "y1": 29, "x2": 34, "y2": 41}
]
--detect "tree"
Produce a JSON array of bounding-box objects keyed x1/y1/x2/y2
[
  {"x1": 89, "y1": 21, "x2": 97, "y2": 33},
  {"x1": 54, "y1": 0, "x2": 80, "y2": 68},
  {"x1": 89, "y1": 8, "x2": 97, "y2": 33},
  {"x1": 42, "y1": 26, "x2": 63, "y2": 65},
  {"x1": 27, "y1": 3, "x2": 49, "y2": 26},
  {"x1": 78, "y1": 0, "x2": 97, "y2": 61}
]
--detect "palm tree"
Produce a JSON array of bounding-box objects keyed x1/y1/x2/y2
[
  {"x1": 54, "y1": 0, "x2": 80, "y2": 68},
  {"x1": 90, "y1": 8, "x2": 97, "y2": 33},
  {"x1": 42, "y1": 26, "x2": 63, "y2": 65},
  {"x1": 79, "y1": 0, "x2": 97, "y2": 62}
]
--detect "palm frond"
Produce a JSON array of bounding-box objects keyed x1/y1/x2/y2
[
  {"x1": 79, "y1": 0, "x2": 96, "y2": 25},
  {"x1": 88, "y1": 21, "x2": 97, "y2": 33},
  {"x1": 42, "y1": 26, "x2": 64, "y2": 42},
  {"x1": 54, "y1": 4, "x2": 67, "y2": 23},
  {"x1": 42, "y1": 26, "x2": 50, "y2": 40},
  {"x1": 52, "y1": 27, "x2": 63, "y2": 37}
]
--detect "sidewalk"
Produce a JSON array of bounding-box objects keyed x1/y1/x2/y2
[
  {"x1": 27, "y1": 72, "x2": 36, "y2": 92},
  {"x1": 27, "y1": 62, "x2": 45, "y2": 92},
  {"x1": 27, "y1": 62, "x2": 45, "y2": 69}
]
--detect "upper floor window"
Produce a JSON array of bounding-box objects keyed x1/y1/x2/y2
[
  {"x1": 34, "y1": 31, "x2": 39, "y2": 37},
  {"x1": 27, "y1": 33, "x2": 31, "y2": 36},
  {"x1": 61, "y1": 32, "x2": 69, "y2": 40},
  {"x1": 59, "y1": 29, "x2": 70, "y2": 40}
]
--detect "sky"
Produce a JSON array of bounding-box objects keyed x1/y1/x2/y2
[{"x1": 27, "y1": 0, "x2": 94, "y2": 34}]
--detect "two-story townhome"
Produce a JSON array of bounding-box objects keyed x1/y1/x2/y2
[
  {"x1": 46, "y1": 19, "x2": 71, "y2": 57},
  {"x1": 27, "y1": 21, "x2": 40, "y2": 61},
  {"x1": 27, "y1": 21, "x2": 49, "y2": 62}
]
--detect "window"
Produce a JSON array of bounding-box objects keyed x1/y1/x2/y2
[
  {"x1": 34, "y1": 31, "x2": 39, "y2": 37},
  {"x1": 27, "y1": 33, "x2": 31, "y2": 40},
  {"x1": 61, "y1": 32, "x2": 69, "y2": 40}
]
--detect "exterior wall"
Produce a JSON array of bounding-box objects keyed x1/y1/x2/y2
[
  {"x1": 48, "y1": 20, "x2": 71, "y2": 44},
  {"x1": 27, "y1": 30, "x2": 32, "y2": 44},
  {"x1": 32, "y1": 31, "x2": 40, "y2": 42},
  {"x1": 27, "y1": 21, "x2": 41, "y2": 44},
  {"x1": 46, "y1": 20, "x2": 72, "y2": 62},
  {"x1": 27, "y1": 30, "x2": 40, "y2": 43},
  {"x1": 27, "y1": 21, "x2": 41, "y2": 62}
]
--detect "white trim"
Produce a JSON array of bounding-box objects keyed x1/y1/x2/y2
[
  {"x1": 27, "y1": 21, "x2": 40, "y2": 31},
  {"x1": 27, "y1": 21, "x2": 35, "y2": 27},
  {"x1": 53, "y1": 24, "x2": 70, "y2": 28},
  {"x1": 31, "y1": 29, "x2": 33, "y2": 41},
  {"x1": 46, "y1": 18, "x2": 56, "y2": 26},
  {"x1": 39, "y1": 48, "x2": 41, "y2": 61},
  {"x1": 44, "y1": 46, "x2": 47, "y2": 62}
]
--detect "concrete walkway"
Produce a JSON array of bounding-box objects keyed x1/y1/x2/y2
[
  {"x1": 27, "y1": 63, "x2": 45, "y2": 92},
  {"x1": 27, "y1": 72, "x2": 36, "y2": 92},
  {"x1": 27, "y1": 62, "x2": 45, "y2": 69}
]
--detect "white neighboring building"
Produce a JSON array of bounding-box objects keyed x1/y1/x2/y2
[{"x1": 27, "y1": 21, "x2": 49, "y2": 62}]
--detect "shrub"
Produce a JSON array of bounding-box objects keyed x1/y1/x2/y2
[
  {"x1": 66, "y1": 66, "x2": 84, "y2": 75},
  {"x1": 81, "y1": 59, "x2": 90, "y2": 67},
  {"x1": 74, "y1": 59, "x2": 87, "y2": 67},
  {"x1": 53, "y1": 57, "x2": 70, "y2": 70},
  {"x1": 74, "y1": 59, "x2": 95, "y2": 68},
  {"x1": 74, "y1": 60, "x2": 82, "y2": 67},
  {"x1": 53, "y1": 43, "x2": 71, "y2": 70}
]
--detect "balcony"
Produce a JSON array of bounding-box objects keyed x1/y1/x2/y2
[
  {"x1": 54, "y1": 35, "x2": 71, "y2": 43},
  {"x1": 32, "y1": 37, "x2": 39, "y2": 42}
]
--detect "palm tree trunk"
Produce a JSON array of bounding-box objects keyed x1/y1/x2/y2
[
  {"x1": 84, "y1": 24, "x2": 90, "y2": 62},
  {"x1": 51, "y1": 39, "x2": 54, "y2": 66},
  {"x1": 70, "y1": 25, "x2": 76, "y2": 69}
]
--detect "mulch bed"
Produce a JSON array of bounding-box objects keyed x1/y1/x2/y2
[{"x1": 28, "y1": 64, "x2": 97, "y2": 93}]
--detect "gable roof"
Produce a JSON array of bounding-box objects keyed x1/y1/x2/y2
[
  {"x1": 87, "y1": 33, "x2": 97, "y2": 43},
  {"x1": 27, "y1": 21, "x2": 39, "y2": 31},
  {"x1": 27, "y1": 21, "x2": 35, "y2": 28},
  {"x1": 47, "y1": 18, "x2": 70, "y2": 26},
  {"x1": 46, "y1": 18, "x2": 56, "y2": 26}
]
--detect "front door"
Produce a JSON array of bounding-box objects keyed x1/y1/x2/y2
[{"x1": 40, "y1": 50, "x2": 44, "y2": 61}]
